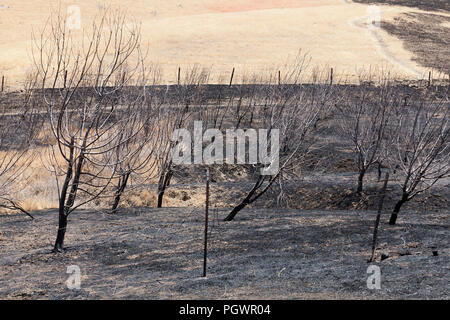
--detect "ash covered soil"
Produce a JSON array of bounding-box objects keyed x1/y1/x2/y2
[
  {"x1": 0, "y1": 204, "x2": 448, "y2": 299},
  {"x1": 0, "y1": 85, "x2": 449, "y2": 300}
]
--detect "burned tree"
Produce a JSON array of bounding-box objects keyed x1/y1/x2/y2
[
  {"x1": 386, "y1": 94, "x2": 449, "y2": 225},
  {"x1": 108, "y1": 68, "x2": 165, "y2": 213},
  {"x1": 224, "y1": 68, "x2": 337, "y2": 221},
  {"x1": 0, "y1": 73, "x2": 39, "y2": 218},
  {"x1": 108, "y1": 92, "x2": 162, "y2": 213},
  {"x1": 154, "y1": 66, "x2": 210, "y2": 208},
  {"x1": 335, "y1": 80, "x2": 400, "y2": 194},
  {"x1": 34, "y1": 9, "x2": 148, "y2": 251}
]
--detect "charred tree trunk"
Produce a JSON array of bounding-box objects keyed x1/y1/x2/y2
[
  {"x1": 377, "y1": 162, "x2": 382, "y2": 182},
  {"x1": 111, "y1": 172, "x2": 131, "y2": 213},
  {"x1": 54, "y1": 146, "x2": 84, "y2": 253},
  {"x1": 157, "y1": 169, "x2": 173, "y2": 208},
  {"x1": 357, "y1": 168, "x2": 366, "y2": 194},
  {"x1": 224, "y1": 176, "x2": 263, "y2": 221},
  {"x1": 224, "y1": 197, "x2": 252, "y2": 222},
  {"x1": 389, "y1": 193, "x2": 408, "y2": 225},
  {"x1": 54, "y1": 207, "x2": 68, "y2": 252},
  {"x1": 53, "y1": 139, "x2": 74, "y2": 253}
]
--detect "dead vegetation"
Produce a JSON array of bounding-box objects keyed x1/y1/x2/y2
[
  {"x1": 0, "y1": 207, "x2": 448, "y2": 299},
  {"x1": 352, "y1": 0, "x2": 450, "y2": 12},
  {"x1": 0, "y1": 7, "x2": 449, "y2": 300},
  {"x1": 382, "y1": 12, "x2": 450, "y2": 74}
]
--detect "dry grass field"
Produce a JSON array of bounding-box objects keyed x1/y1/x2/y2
[{"x1": 1, "y1": 0, "x2": 445, "y2": 89}]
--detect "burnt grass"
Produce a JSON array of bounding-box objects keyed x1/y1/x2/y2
[
  {"x1": 0, "y1": 83, "x2": 449, "y2": 299},
  {"x1": 382, "y1": 12, "x2": 450, "y2": 74},
  {"x1": 352, "y1": 0, "x2": 450, "y2": 12},
  {"x1": 352, "y1": 1, "x2": 450, "y2": 74},
  {"x1": 0, "y1": 206, "x2": 448, "y2": 299}
]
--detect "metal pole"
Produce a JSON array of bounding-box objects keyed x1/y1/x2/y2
[
  {"x1": 229, "y1": 67, "x2": 235, "y2": 87},
  {"x1": 369, "y1": 172, "x2": 389, "y2": 262},
  {"x1": 203, "y1": 169, "x2": 210, "y2": 277}
]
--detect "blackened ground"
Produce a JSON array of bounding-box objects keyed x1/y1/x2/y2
[
  {"x1": 352, "y1": 0, "x2": 449, "y2": 12},
  {"x1": 382, "y1": 12, "x2": 450, "y2": 74},
  {"x1": 0, "y1": 205, "x2": 448, "y2": 299}
]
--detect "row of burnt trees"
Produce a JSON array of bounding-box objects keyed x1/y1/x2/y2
[
  {"x1": 336, "y1": 78, "x2": 449, "y2": 224},
  {"x1": 153, "y1": 70, "x2": 449, "y2": 226},
  {"x1": 1, "y1": 9, "x2": 448, "y2": 252},
  {"x1": 30, "y1": 10, "x2": 224, "y2": 251}
]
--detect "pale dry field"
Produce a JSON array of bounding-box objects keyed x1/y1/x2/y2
[{"x1": 0, "y1": 0, "x2": 439, "y2": 89}]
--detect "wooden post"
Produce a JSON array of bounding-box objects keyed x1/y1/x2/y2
[
  {"x1": 229, "y1": 67, "x2": 235, "y2": 87},
  {"x1": 63, "y1": 70, "x2": 67, "y2": 88},
  {"x1": 330, "y1": 68, "x2": 334, "y2": 85},
  {"x1": 177, "y1": 67, "x2": 181, "y2": 86},
  {"x1": 203, "y1": 169, "x2": 210, "y2": 277},
  {"x1": 1, "y1": 75, "x2": 4, "y2": 92},
  {"x1": 278, "y1": 70, "x2": 281, "y2": 85},
  {"x1": 369, "y1": 172, "x2": 389, "y2": 263},
  {"x1": 428, "y1": 71, "x2": 431, "y2": 87}
]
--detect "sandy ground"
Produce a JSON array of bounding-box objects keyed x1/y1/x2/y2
[
  {"x1": 0, "y1": 205, "x2": 448, "y2": 299},
  {"x1": 0, "y1": 0, "x2": 433, "y2": 89}
]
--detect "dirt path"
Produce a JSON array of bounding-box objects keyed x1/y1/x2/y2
[{"x1": 346, "y1": 3, "x2": 425, "y2": 78}]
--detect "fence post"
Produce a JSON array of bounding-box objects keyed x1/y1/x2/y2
[
  {"x1": 428, "y1": 70, "x2": 431, "y2": 87},
  {"x1": 1, "y1": 75, "x2": 4, "y2": 92},
  {"x1": 369, "y1": 172, "x2": 389, "y2": 262},
  {"x1": 229, "y1": 67, "x2": 235, "y2": 87},
  {"x1": 278, "y1": 70, "x2": 281, "y2": 85},
  {"x1": 330, "y1": 68, "x2": 334, "y2": 85},
  {"x1": 203, "y1": 168, "x2": 210, "y2": 277},
  {"x1": 177, "y1": 67, "x2": 181, "y2": 86}
]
